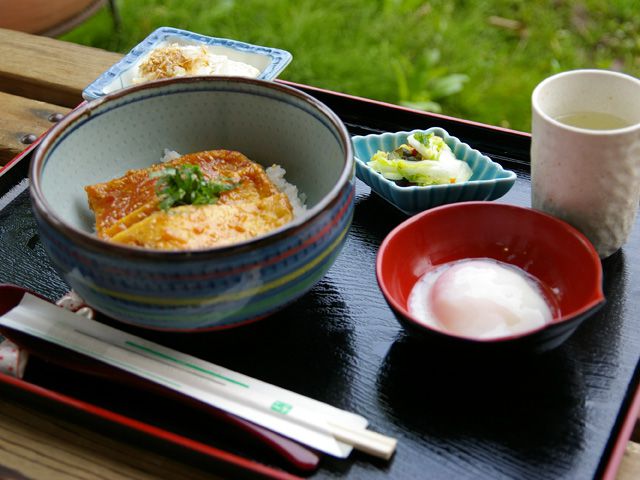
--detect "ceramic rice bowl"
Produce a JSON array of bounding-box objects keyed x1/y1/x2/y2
[{"x1": 30, "y1": 77, "x2": 354, "y2": 331}]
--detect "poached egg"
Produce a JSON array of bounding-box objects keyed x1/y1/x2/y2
[{"x1": 407, "y1": 258, "x2": 555, "y2": 339}]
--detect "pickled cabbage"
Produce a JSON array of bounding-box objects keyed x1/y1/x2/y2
[{"x1": 367, "y1": 133, "x2": 472, "y2": 186}]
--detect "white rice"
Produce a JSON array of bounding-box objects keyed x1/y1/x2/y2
[
  {"x1": 161, "y1": 148, "x2": 182, "y2": 162},
  {"x1": 265, "y1": 164, "x2": 307, "y2": 218},
  {"x1": 161, "y1": 150, "x2": 307, "y2": 217}
]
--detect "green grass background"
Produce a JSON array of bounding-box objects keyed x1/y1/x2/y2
[{"x1": 62, "y1": 0, "x2": 640, "y2": 132}]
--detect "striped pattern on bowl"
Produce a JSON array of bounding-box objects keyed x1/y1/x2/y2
[
  {"x1": 32, "y1": 183, "x2": 354, "y2": 331},
  {"x1": 352, "y1": 127, "x2": 516, "y2": 215},
  {"x1": 31, "y1": 77, "x2": 353, "y2": 331}
]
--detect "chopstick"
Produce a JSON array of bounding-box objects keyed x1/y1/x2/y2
[
  {"x1": 2, "y1": 327, "x2": 320, "y2": 473},
  {"x1": 0, "y1": 293, "x2": 398, "y2": 460},
  {"x1": 72, "y1": 327, "x2": 398, "y2": 460},
  {"x1": 327, "y1": 422, "x2": 397, "y2": 460},
  {"x1": 73, "y1": 329, "x2": 397, "y2": 460}
]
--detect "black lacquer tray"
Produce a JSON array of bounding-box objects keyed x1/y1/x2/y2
[{"x1": 1, "y1": 84, "x2": 639, "y2": 479}]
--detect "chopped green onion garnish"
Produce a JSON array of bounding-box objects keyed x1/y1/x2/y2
[{"x1": 150, "y1": 164, "x2": 237, "y2": 211}]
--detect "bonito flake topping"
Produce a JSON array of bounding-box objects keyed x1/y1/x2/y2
[{"x1": 133, "y1": 43, "x2": 260, "y2": 83}]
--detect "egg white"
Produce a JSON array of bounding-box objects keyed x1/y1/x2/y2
[{"x1": 407, "y1": 258, "x2": 553, "y2": 339}]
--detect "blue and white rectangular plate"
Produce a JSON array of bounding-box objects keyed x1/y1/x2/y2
[{"x1": 83, "y1": 26, "x2": 293, "y2": 101}]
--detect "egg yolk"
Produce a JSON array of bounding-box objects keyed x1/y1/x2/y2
[{"x1": 407, "y1": 259, "x2": 554, "y2": 339}]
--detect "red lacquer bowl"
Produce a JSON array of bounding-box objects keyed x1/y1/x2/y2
[{"x1": 376, "y1": 202, "x2": 605, "y2": 353}]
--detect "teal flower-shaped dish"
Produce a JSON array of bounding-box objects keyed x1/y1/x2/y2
[{"x1": 352, "y1": 127, "x2": 517, "y2": 215}]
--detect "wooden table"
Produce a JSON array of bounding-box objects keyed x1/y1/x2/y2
[{"x1": 0, "y1": 27, "x2": 639, "y2": 479}]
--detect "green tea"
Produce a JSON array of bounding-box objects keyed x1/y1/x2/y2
[{"x1": 555, "y1": 111, "x2": 632, "y2": 130}]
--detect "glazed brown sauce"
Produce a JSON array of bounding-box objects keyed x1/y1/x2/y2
[{"x1": 85, "y1": 150, "x2": 293, "y2": 250}]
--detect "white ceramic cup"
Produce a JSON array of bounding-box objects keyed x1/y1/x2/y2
[{"x1": 531, "y1": 69, "x2": 640, "y2": 258}]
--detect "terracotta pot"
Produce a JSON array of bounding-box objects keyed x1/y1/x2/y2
[{"x1": 0, "y1": 0, "x2": 110, "y2": 37}]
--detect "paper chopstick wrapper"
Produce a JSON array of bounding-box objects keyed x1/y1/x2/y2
[{"x1": 0, "y1": 293, "x2": 397, "y2": 460}]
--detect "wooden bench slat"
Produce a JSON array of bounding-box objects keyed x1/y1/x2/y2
[
  {"x1": 0, "y1": 394, "x2": 220, "y2": 480},
  {"x1": 619, "y1": 442, "x2": 640, "y2": 480},
  {"x1": 0, "y1": 91, "x2": 71, "y2": 164},
  {"x1": 0, "y1": 27, "x2": 121, "y2": 107}
]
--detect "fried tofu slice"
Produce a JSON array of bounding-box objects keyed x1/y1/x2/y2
[
  {"x1": 110, "y1": 194, "x2": 293, "y2": 250},
  {"x1": 84, "y1": 150, "x2": 284, "y2": 239}
]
